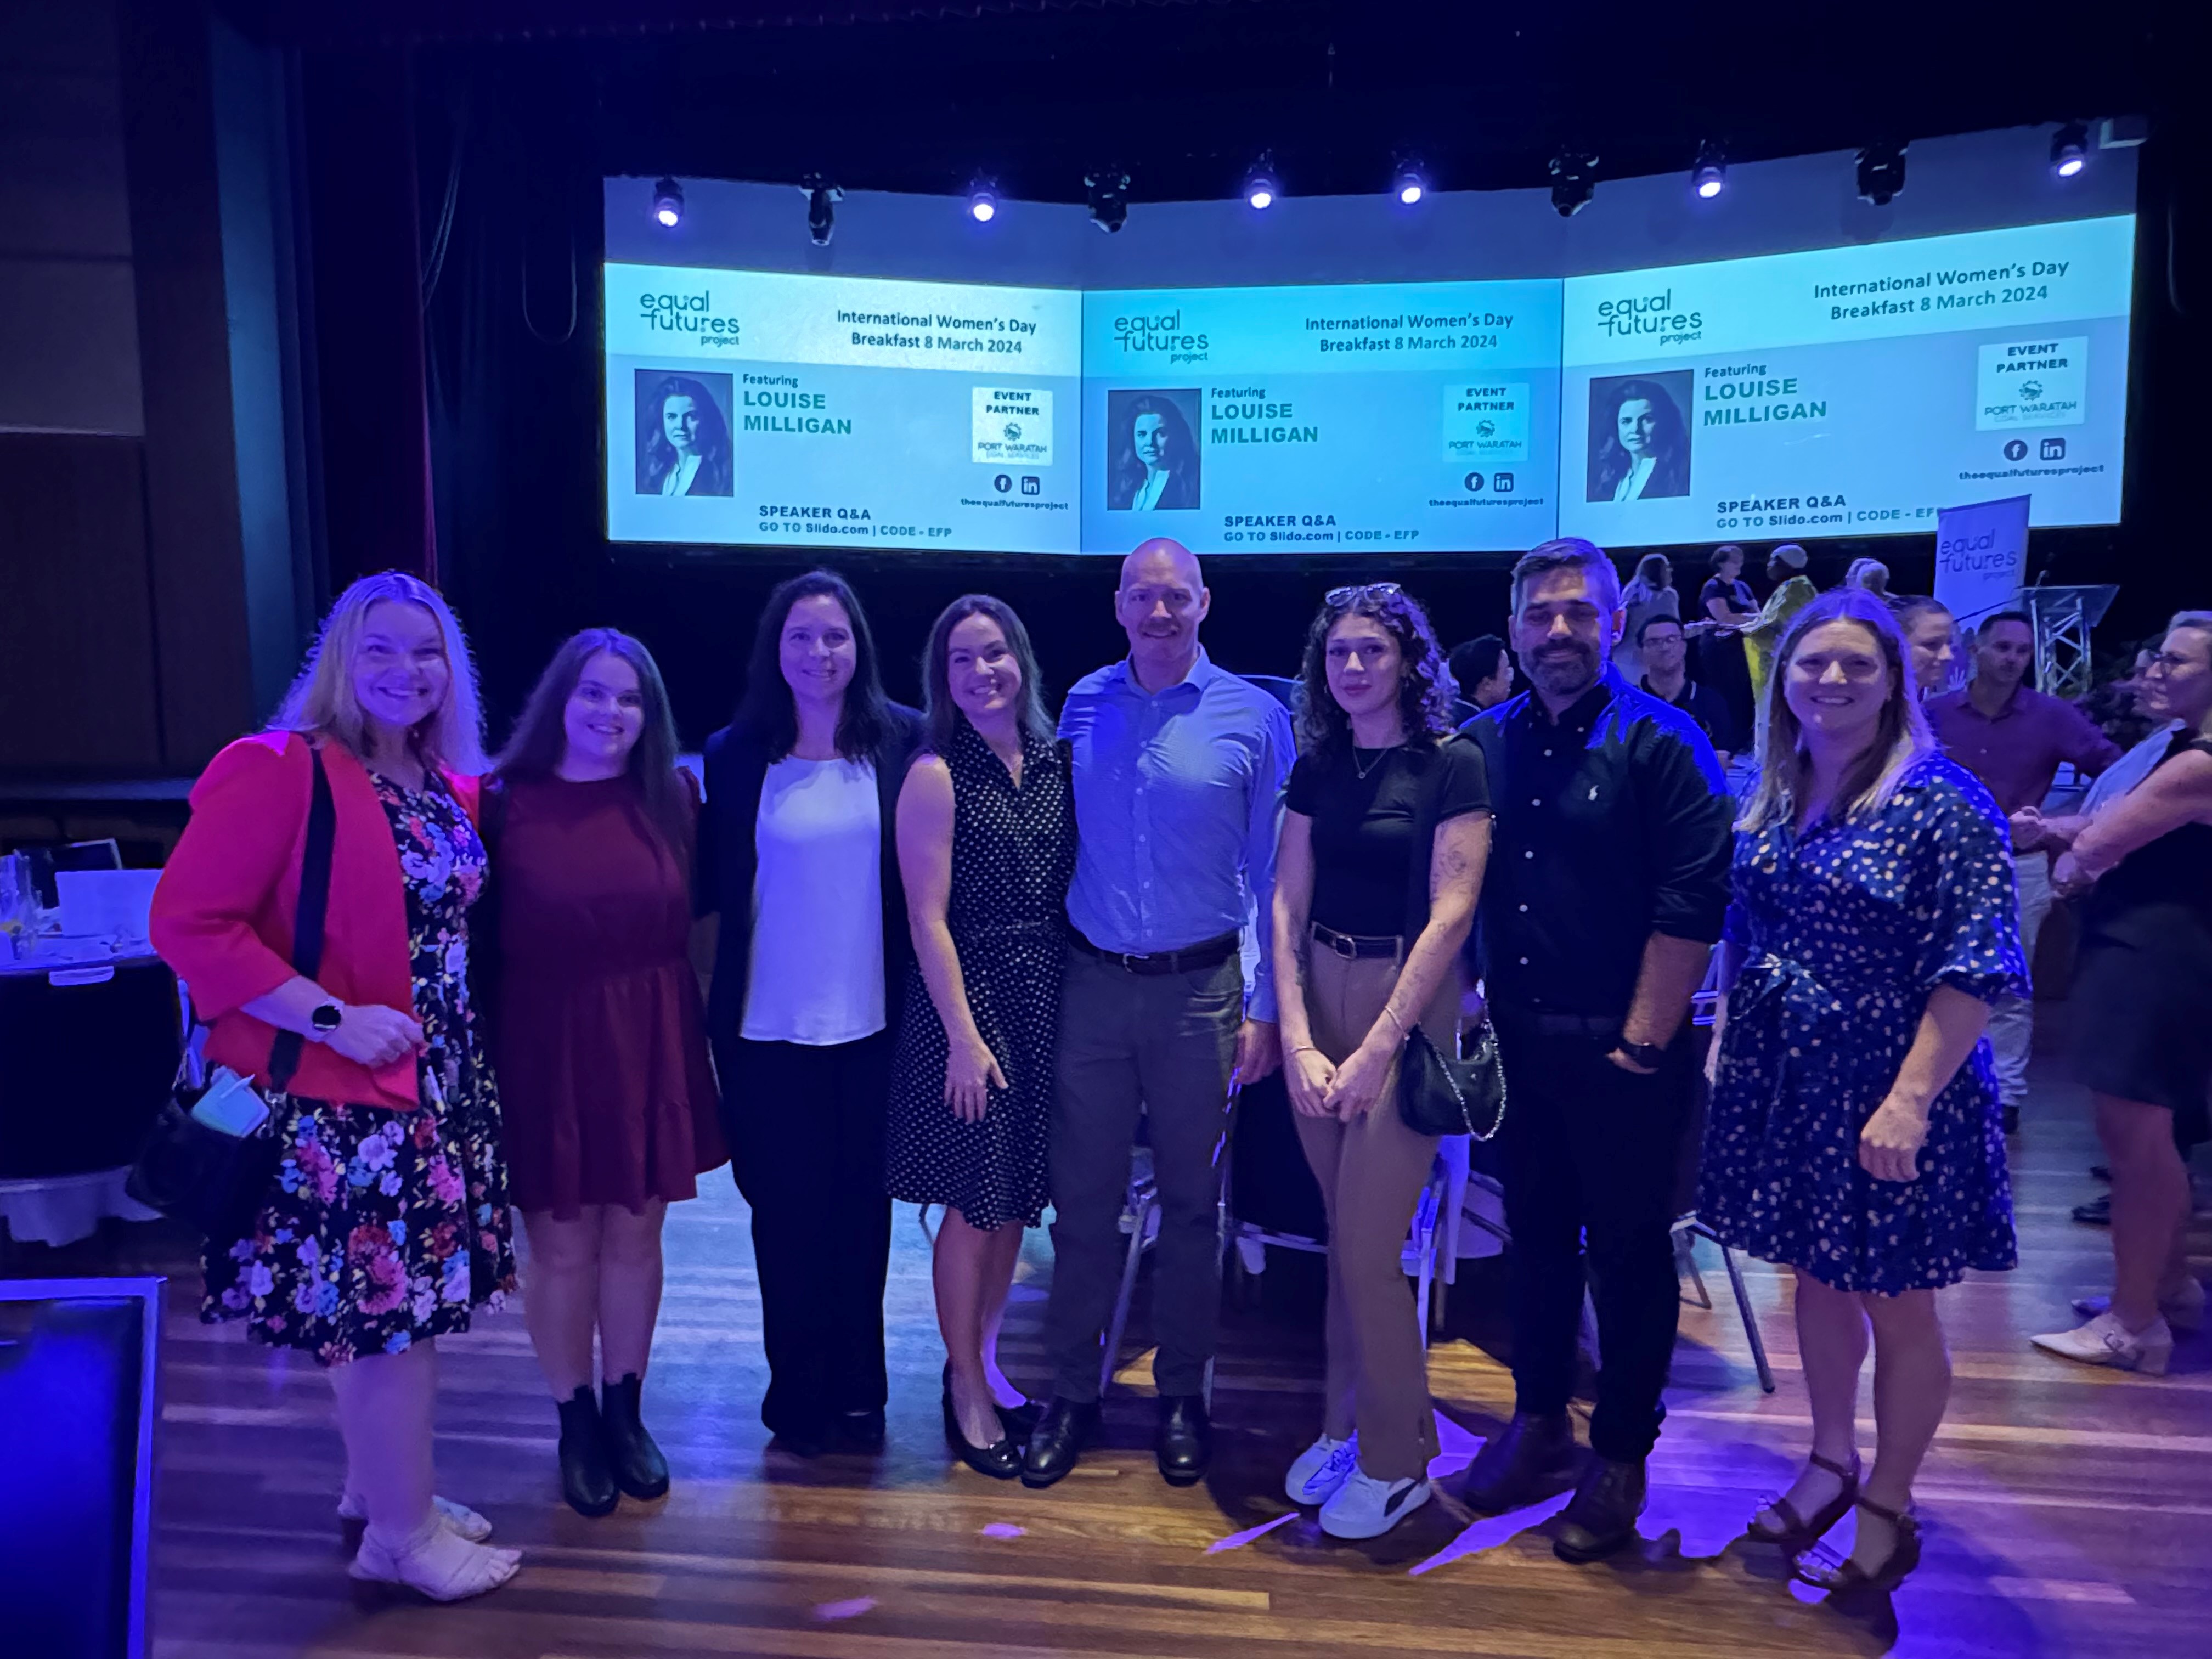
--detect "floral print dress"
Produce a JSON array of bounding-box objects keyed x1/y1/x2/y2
[
  {"x1": 1696, "y1": 755, "x2": 2027, "y2": 1294},
  {"x1": 204, "y1": 773, "x2": 517, "y2": 1364}
]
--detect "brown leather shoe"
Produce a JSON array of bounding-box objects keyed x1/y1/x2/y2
[{"x1": 1460, "y1": 1412, "x2": 1575, "y2": 1513}]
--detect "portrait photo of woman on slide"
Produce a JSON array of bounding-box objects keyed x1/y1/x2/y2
[
  {"x1": 635, "y1": 371, "x2": 735, "y2": 498},
  {"x1": 1105, "y1": 390, "x2": 1202, "y2": 511},
  {"x1": 1586, "y1": 373, "x2": 1692, "y2": 503}
]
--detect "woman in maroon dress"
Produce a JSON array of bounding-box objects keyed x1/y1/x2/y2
[{"x1": 484, "y1": 629, "x2": 724, "y2": 1516}]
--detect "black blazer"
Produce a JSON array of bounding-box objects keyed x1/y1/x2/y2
[{"x1": 697, "y1": 702, "x2": 924, "y2": 1063}]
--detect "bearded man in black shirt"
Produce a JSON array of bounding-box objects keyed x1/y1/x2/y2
[{"x1": 1459, "y1": 537, "x2": 1734, "y2": 1561}]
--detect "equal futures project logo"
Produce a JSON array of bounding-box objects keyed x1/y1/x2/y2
[{"x1": 637, "y1": 287, "x2": 742, "y2": 346}]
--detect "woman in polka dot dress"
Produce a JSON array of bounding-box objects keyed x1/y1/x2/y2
[
  {"x1": 1699, "y1": 590, "x2": 2025, "y2": 1596},
  {"x1": 889, "y1": 595, "x2": 1076, "y2": 1478}
]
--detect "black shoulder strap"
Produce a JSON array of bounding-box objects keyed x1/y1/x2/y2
[{"x1": 268, "y1": 746, "x2": 338, "y2": 1090}]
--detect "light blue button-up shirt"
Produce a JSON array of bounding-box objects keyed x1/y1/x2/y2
[{"x1": 1059, "y1": 650, "x2": 1295, "y2": 1021}]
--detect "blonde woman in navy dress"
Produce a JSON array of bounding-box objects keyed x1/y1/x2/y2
[
  {"x1": 1699, "y1": 589, "x2": 2025, "y2": 1595},
  {"x1": 888, "y1": 596, "x2": 1076, "y2": 1479}
]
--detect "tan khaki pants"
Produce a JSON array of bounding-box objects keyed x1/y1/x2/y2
[{"x1": 1290, "y1": 936, "x2": 1453, "y2": 1481}]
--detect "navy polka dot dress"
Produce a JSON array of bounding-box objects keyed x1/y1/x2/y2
[
  {"x1": 1697, "y1": 755, "x2": 2027, "y2": 1294},
  {"x1": 885, "y1": 721, "x2": 1075, "y2": 1232}
]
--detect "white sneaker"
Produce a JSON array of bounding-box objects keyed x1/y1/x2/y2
[
  {"x1": 1319, "y1": 1468, "x2": 1432, "y2": 1539},
  {"x1": 337, "y1": 1492, "x2": 493, "y2": 1541},
  {"x1": 1284, "y1": 1433, "x2": 1359, "y2": 1506},
  {"x1": 2031, "y1": 1311, "x2": 2174, "y2": 1376},
  {"x1": 2071, "y1": 1279, "x2": 2206, "y2": 1333}
]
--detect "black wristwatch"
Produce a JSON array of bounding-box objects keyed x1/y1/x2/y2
[
  {"x1": 309, "y1": 1001, "x2": 345, "y2": 1040},
  {"x1": 1616, "y1": 1039, "x2": 1666, "y2": 1071}
]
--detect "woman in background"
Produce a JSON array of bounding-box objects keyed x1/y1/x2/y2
[
  {"x1": 2033, "y1": 614, "x2": 2212, "y2": 1375},
  {"x1": 1272, "y1": 583, "x2": 1490, "y2": 1540},
  {"x1": 1699, "y1": 544, "x2": 1759, "y2": 742},
  {"x1": 700, "y1": 571, "x2": 923, "y2": 1454},
  {"x1": 1701, "y1": 590, "x2": 2023, "y2": 1594},
  {"x1": 486, "y1": 629, "x2": 723, "y2": 1516},
  {"x1": 888, "y1": 596, "x2": 1075, "y2": 1477},
  {"x1": 150, "y1": 572, "x2": 519, "y2": 1601},
  {"x1": 1615, "y1": 554, "x2": 1681, "y2": 686}
]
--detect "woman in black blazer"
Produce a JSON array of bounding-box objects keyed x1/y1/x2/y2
[{"x1": 699, "y1": 569, "x2": 923, "y2": 1455}]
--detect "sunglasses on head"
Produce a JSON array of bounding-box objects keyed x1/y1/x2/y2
[{"x1": 1325, "y1": 582, "x2": 1404, "y2": 607}]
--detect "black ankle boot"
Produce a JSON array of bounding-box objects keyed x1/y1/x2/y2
[
  {"x1": 556, "y1": 1386, "x2": 619, "y2": 1517},
  {"x1": 600, "y1": 1373, "x2": 670, "y2": 1500}
]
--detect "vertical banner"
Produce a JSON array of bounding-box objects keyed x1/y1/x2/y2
[{"x1": 1933, "y1": 494, "x2": 2031, "y2": 628}]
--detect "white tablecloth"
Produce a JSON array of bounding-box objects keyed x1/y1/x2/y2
[{"x1": 0, "y1": 1167, "x2": 161, "y2": 1247}]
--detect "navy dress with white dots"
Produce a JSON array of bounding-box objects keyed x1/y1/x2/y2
[
  {"x1": 1697, "y1": 754, "x2": 2027, "y2": 1294},
  {"x1": 885, "y1": 721, "x2": 1076, "y2": 1233}
]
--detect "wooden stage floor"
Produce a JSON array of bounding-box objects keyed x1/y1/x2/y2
[{"x1": 12, "y1": 1037, "x2": 2210, "y2": 1658}]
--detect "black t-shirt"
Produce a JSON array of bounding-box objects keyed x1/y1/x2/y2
[{"x1": 1285, "y1": 737, "x2": 1491, "y2": 936}]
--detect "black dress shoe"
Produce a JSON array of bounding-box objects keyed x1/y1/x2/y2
[
  {"x1": 768, "y1": 1418, "x2": 833, "y2": 1458},
  {"x1": 599, "y1": 1373, "x2": 670, "y2": 1500},
  {"x1": 1553, "y1": 1456, "x2": 1647, "y2": 1562},
  {"x1": 942, "y1": 1366, "x2": 1022, "y2": 1480},
  {"x1": 1155, "y1": 1394, "x2": 1212, "y2": 1487},
  {"x1": 555, "y1": 1386, "x2": 619, "y2": 1517},
  {"x1": 1461, "y1": 1412, "x2": 1575, "y2": 1513},
  {"x1": 996, "y1": 1398, "x2": 1042, "y2": 1440},
  {"x1": 1020, "y1": 1397, "x2": 1100, "y2": 1488},
  {"x1": 838, "y1": 1408, "x2": 887, "y2": 1451}
]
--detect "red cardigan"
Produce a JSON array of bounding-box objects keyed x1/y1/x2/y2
[{"x1": 150, "y1": 732, "x2": 482, "y2": 1110}]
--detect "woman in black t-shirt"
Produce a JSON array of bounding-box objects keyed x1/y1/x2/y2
[{"x1": 1270, "y1": 582, "x2": 1492, "y2": 1541}]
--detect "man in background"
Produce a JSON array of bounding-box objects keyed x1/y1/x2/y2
[
  {"x1": 1449, "y1": 635, "x2": 1516, "y2": 712},
  {"x1": 1634, "y1": 615, "x2": 1737, "y2": 768},
  {"x1": 1928, "y1": 609, "x2": 2123, "y2": 1133}
]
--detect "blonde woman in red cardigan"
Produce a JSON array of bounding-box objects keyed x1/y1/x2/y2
[{"x1": 151, "y1": 572, "x2": 521, "y2": 1602}]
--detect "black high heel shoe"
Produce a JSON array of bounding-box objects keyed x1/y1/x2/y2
[{"x1": 942, "y1": 1364, "x2": 1023, "y2": 1480}]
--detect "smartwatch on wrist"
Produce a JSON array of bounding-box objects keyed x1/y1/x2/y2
[
  {"x1": 1617, "y1": 1039, "x2": 1666, "y2": 1071},
  {"x1": 309, "y1": 1001, "x2": 345, "y2": 1041}
]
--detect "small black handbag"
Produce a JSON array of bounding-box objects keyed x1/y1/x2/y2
[
  {"x1": 1397, "y1": 1016, "x2": 1508, "y2": 1140},
  {"x1": 1387, "y1": 734, "x2": 1509, "y2": 1141},
  {"x1": 126, "y1": 747, "x2": 337, "y2": 1244}
]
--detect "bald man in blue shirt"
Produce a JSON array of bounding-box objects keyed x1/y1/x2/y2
[{"x1": 1023, "y1": 538, "x2": 1295, "y2": 1490}]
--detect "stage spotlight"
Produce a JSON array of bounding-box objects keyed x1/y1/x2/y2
[
  {"x1": 1856, "y1": 141, "x2": 1906, "y2": 206},
  {"x1": 1243, "y1": 155, "x2": 1279, "y2": 210},
  {"x1": 2051, "y1": 121, "x2": 2089, "y2": 179},
  {"x1": 800, "y1": 173, "x2": 842, "y2": 246},
  {"x1": 1086, "y1": 168, "x2": 1130, "y2": 233},
  {"x1": 968, "y1": 179, "x2": 998, "y2": 223},
  {"x1": 1691, "y1": 142, "x2": 1726, "y2": 200},
  {"x1": 1392, "y1": 160, "x2": 1426, "y2": 206},
  {"x1": 1549, "y1": 149, "x2": 1598, "y2": 217},
  {"x1": 651, "y1": 178, "x2": 683, "y2": 229}
]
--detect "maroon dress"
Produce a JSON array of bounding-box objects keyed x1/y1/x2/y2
[{"x1": 488, "y1": 773, "x2": 725, "y2": 1217}]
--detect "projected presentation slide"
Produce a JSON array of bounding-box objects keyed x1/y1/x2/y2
[
  {"x1": 605, "y1": 263, "x2": 1083, "y2": 552},
  {"x1": 1080, "y1": 281, "x2": 1561, "y2": 555},
  {"x1": 1558, "y1": 215, "x2": 2135, "y2": 546}
]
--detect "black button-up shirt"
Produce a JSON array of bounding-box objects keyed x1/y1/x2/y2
[{"x1": 1465, "y1": 670, "x2": 1734, "y2": 1019}]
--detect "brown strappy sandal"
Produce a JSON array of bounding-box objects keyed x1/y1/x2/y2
[
  {"x1": 1792, "y1": 1496, "x2": 1922, "y2": 1593},
  {"x1": 1743, "y1": 1449, "x2": 1860, "y2": 1548}
]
